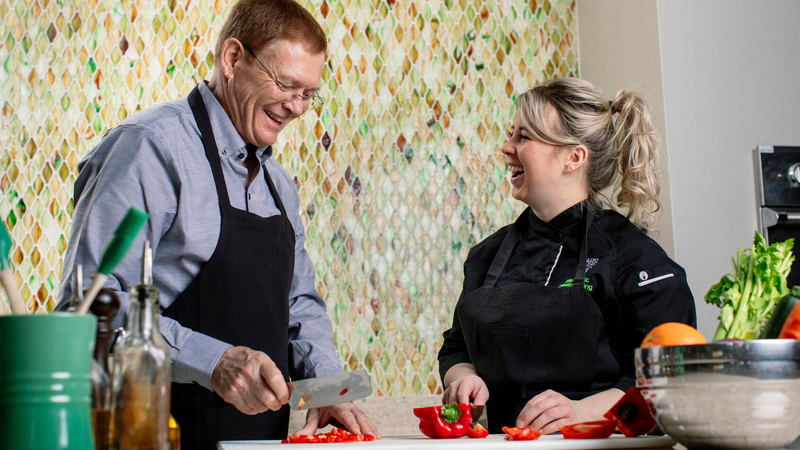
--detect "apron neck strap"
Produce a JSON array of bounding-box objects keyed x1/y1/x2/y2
[
  {"x1": 483, "y1": 211, "x2": 526, "y2": 287},
  {"x1": 188, "y1": 85, "x2": 231, "y2": 208},
  {"x1": 573, "y1": 207, "x2": 594, "y2": 282}
]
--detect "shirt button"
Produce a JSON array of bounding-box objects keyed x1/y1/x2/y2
[
  {"x1": 639, "y1": 271, "x2": 649, "y2": 281},
  {"x1": 237, "y1": 153, "x2": 245, "y2": 159},
  {"x1": 221, "y1": 149, "x2": 228, "y2": 155}
]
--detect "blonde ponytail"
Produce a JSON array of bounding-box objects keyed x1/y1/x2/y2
[{"x1": 610, "y1": 91, "x2": 662, "y2": 232}]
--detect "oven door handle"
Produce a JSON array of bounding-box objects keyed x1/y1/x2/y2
[{"x1": 762, "y1": 207, "x2": 800, "y2": 228}]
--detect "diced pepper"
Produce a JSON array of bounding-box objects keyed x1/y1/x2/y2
[
  {"x1": 560, "y1": 419, "x2": 617, "y2": 439},
  {"x1": 502, "y1": 426, "x2": 542, "y2": 441},
  {"x1": 466, "y1": 423, "x2": 489, "y2": 439},
  {"x1": 413, "y1": 404, "x2": 472, "y2": 439},
  {"x1": 281, "y1": 428, "x2": 376, "y2": 444},
  {"x1": 604, "y1": 387, "x2": 656, "y2": 437}
]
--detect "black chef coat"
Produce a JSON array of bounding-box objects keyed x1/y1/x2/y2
[{"x1": 438, "y1": 202, "x2": 696, "y2": 428}]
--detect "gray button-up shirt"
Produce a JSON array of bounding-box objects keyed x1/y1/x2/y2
[{"x1": 56, "y1": 82, "x2": 342, "y2": 390}]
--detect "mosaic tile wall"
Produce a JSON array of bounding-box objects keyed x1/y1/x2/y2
[{"x1": 0, "y1": 0, "x2": 578, "y2": 395}]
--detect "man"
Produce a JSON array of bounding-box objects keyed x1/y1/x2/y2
[{"x1": 56, "y1": 0, "x2": 379, "y2": 447}]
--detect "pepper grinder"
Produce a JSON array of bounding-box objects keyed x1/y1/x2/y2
[{"x1": 90, "y1": 288, "x2": 120, "y2": 450}]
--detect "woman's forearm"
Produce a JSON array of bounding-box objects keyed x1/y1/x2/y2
[{"x1": 575, "y1": 388, "x2": 625, "y2": 421}]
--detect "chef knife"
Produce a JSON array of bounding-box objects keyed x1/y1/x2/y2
[{"x1": 288, "y1": 369, "x2": 372, "y2": 410}]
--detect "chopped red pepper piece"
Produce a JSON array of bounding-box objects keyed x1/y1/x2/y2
[
  {"x1": 466, "y1": 423, "x2": 489, "y2": 439},
  {"x1": 413, "y1": 403, "x2": 474, "y2": 439},
  {"x1": 560, "y1": 419, "x2": 617, "y2": 439},
  {"x1": 779, "y1": 300, "x2": 800, "y2": 340},
  {"x1": 603, "y1": 387, "x2": 657, "y2": 437},
  {"x1": 281, "y1": 428, "x2": 376, "y2": 444},
  {"x1": 502, "y1": 426, "x2": 542, "y2": 441},
  {"x1": 339, "y1": 388, "x2": 348, "y2": 395}
]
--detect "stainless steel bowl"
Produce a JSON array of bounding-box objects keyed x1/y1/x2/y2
[{"x1": 635, "y1": 339, "x2": 800, "y2": 449}]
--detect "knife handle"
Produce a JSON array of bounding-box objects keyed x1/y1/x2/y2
[{"x1": 213, "y1": 393, "x2": 234, "y2": 409}]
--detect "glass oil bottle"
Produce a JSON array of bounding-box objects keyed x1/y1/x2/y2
[
  {"x1": 111, "y1": 241, "x2": 171, "y2": 450},
  {"x1": 65, "y1": 264, "x2": 83, "y2": 312}
]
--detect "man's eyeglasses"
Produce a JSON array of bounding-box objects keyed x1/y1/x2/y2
[{"x1": 244, "y1": 45, "x2": 324, "y2": 111}]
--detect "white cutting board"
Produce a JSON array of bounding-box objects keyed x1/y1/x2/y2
[{"x1": 217, "y1": 434, "x2": 676, "y2": 450}]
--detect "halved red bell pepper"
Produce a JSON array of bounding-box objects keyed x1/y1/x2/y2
[
  {"x1": 502, "y1": 426, "x2": 542, "y2": 441},
  {"x1": 560, "y1": 419, "x2": 617, "y2": 439},
  {"x1": 413, "y1": 403, "x2": 473, "y2": 439},
  {"x1": 603, "y1": 387, "x2": 656, "y2": 437}
]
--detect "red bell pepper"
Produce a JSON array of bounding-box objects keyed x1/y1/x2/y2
[
  {"x1": 413, "y1": 403, "x2": 473, "y2": 439},
  {"x1": 281, "y1": 428, "x2": 376, "y2": 444},
  {"x1": 778, "y1": 300, "x2": 800, "y2": 340},
  {"x1": 502, "y1": 426, "x2": 542, "y2": 441},
  {"x1": 560, "y1": 419, "x2": 617, "y2": 439},
  {"x1": 603, "y1": 387, "x2": 656, "y2": 437},
  {"x1": 466, "y1": 423, "x2": 489, "y2": 439}
]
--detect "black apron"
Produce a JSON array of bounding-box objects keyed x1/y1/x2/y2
[
  {"x1": 161, "y1": 86, "x2": 296, "y2": 449},
  {"x1": 455, "y1": 208, "x2": 616, "y2": 433}
]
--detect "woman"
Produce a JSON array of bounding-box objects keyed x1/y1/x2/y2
[{"x1": 438, "y1": 77, "x2": 696, "y2": 434}]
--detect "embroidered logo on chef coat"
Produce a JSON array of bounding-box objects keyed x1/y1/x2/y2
[
  {"x1": 636, "y1": 265, "x2": 675, "y2": 287},
  {"x1": 559, "y1": 277, "x2": 594, "y2": 292},
  {"x1": 586, "y1": 258, "x2": 599, "y2": 271}
]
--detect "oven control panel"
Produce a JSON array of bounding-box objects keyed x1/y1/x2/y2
[{"x1": 755, "y1": 146, "x2": 800, "y2": 208}]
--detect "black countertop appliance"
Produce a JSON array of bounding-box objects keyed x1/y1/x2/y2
[{"x1": 754, "y1": 145, "x2": 800, "y2": 288}]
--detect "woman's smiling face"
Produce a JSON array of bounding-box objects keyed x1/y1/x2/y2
[{"x1": 501, "y1": 105, "x2": 568, "y2": 211}]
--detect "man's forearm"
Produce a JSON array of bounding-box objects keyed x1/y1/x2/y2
[{"x1": 443, "y1": 362, "x2": 479, "y2": 387}]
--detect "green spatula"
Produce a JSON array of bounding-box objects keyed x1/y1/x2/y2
[{"x1": 76, "y1": 207, "x2": 148, "y2": 314}]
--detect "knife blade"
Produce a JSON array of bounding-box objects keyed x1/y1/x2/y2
[{"x1": 288, "y1": 369, "x2": 372, "y2": 410}]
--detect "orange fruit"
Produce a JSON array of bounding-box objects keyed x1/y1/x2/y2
[{"x1": 640, "y1": 322, "x2": 707, "y2": 348}]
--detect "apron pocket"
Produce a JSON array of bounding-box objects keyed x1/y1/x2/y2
[{"x1": 484, "y1": 325, "x2": 530, "y2": 391}]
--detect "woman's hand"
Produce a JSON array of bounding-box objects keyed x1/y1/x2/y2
[
  {"x1": 442, "y1": 375, "x2": 489, "y2": 421},
  {"x1": 516, "y1": 389, "x2": 624, "y2": 435}
]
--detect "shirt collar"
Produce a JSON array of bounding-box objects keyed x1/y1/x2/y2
[
  {"x1": 197, "y1": 81, "x2": 272, "y2": 165},
  {"x1": 526, "y1": 201, "x2": 586, "y2": 241}
]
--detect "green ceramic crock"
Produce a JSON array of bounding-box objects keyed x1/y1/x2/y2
[{"x1": 0, "y1": 312, "x2": 97, "y2": 450}]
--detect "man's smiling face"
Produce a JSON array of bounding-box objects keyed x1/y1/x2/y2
[{"x1": 229, "y1": 39, "x2": 325, "y2": 147}]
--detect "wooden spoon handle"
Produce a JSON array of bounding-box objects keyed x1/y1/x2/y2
[
  {"x1": 0, "y1": 269, "x2": 27, "y2": 314},
  {"x1": 76, "y1": 274, "x2": 109, "y2": 315}
]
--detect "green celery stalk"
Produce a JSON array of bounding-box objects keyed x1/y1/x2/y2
[
  {"x1": 706, "y1": 232, "x2": 795, "y2": 341},
  {"x1": 728, "y1": 250, "x2": 755, "y2": 339}
]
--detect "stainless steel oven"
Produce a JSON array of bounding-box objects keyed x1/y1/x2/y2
[{"x1": 754, "y1": 145, "x2": 800, "y2": 288}]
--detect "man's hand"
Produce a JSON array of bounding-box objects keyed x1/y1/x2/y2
[
  {"x1": 441, "y1": 375, "x2": 489, "y2": 421},
  {"x1": 211, "y1": 346, "x2": 289, "y2": 415},
  {"x1": 294, "y1": 403, "x2": 381, "y2": 439}
]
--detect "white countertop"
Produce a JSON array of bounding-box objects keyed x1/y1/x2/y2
[{"x1": 217, "y1": 434, "x2": 676, "y2": 450}]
